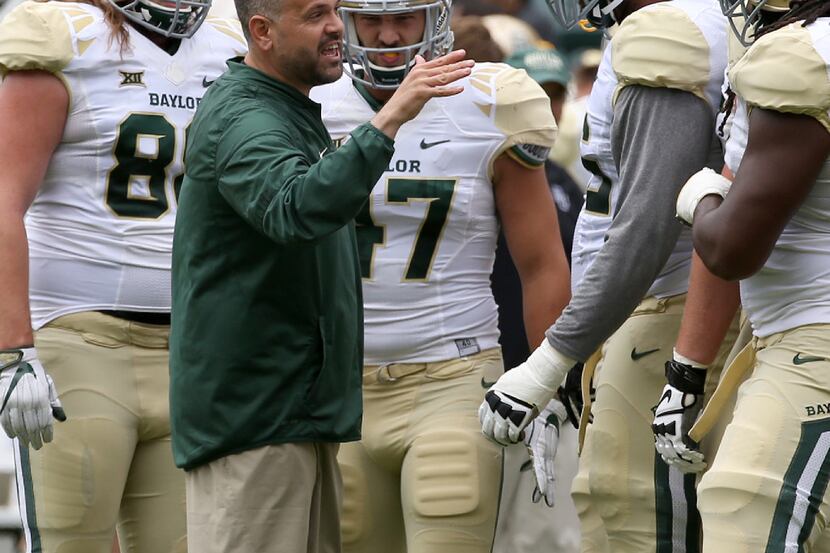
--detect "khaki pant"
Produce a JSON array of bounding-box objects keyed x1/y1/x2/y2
[
  {"x1": 339, "y1": 349, "x2": 504, "y2": 553},
  {"x1": 186, "y1": 442, "x2": 342, "y2": 553},
  {"x1": 571, "y1": 295, "x2": 737, "y2": 553},
  {"x1": 699, "y1": 324, "x2": 830, "y2": 553},
  {"x1": 18, "y1": 311, "x2": 185, "y2": 553}
]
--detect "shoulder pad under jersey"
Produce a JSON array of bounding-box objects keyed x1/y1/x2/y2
[
  {"x1": 468, "y1": 63, "x2": 557, "y2": 171},
  {"x1": 730, "y1": 21, "x2": 830, "y2": 134},
  {"x1": 0, "y1": 1, "x2": 98, "y2": 74},
  {"x1": 612, "y1": 2, "x2": 714, "y2": 102}
]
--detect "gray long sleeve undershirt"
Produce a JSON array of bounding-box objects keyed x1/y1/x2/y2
[{"x1": 545, "y1": 85, "x2": 723, "y2": 362}]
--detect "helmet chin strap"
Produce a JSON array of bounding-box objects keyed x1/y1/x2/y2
[
  {"x1": 364, "y1": 59, "x2": 412, "y2": 88},
  {"x1": 366, "y1": 55, "x2": 416, "y2": 75},
  {"x1": 364, "y1": 46, "x2": 425, "y2": 87}
]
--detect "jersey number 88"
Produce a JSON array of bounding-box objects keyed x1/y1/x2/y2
[{"x1": 105, "y1": 112, "x2": 188, "y2": 219}]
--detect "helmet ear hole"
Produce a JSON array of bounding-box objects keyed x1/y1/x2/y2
[
  {"x1": 110, "y1": 0, "x2": 212, "y2": 38},
  {"x1": 340, "y1": 0, "x2": 454, "y2": 90}
]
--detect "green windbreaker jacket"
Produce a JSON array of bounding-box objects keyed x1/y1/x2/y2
[{"x1": 170, "y1": 59, "x2": 394, "y2": 470}]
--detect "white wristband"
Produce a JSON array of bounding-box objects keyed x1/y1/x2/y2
[
  {"x1": 495, "y1": 340, "x2": 576, "y2": 409},
  {"x1": 676, "y1": 168, "x2": 731, "y2": 226},
  {"x1": 527, "y1": 339, "x2": 575, "y2": 392},
  {"x1": 672, "y1": 348, "x2": 709, "y2": 370}
]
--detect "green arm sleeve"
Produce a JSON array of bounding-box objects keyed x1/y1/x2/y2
[{"x1": 217, "y1": 122, "x2": 394, "y2": 244}]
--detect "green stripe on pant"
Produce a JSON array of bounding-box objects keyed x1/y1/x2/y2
[
  {"x1": 655, "y1": 451, "x2": 701, "y2": 553},
  {"x1": 766, "y1": 418, "x2": 830, "y2": 553},
  {"x1": 17, "y1": 442, "x2": 42, "y2": 553}
]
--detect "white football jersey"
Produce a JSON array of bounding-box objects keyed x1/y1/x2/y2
[
  {"x1": 728, "y1": 18, "x2": 830, "y2": 337},
  {"x1": 571, "y1": 0, "x2": 727, "y2": 297},
  {"x1": 0, "y1": 2, "x2": 246, "y2": 329},
  {"x1": 721, "y1": 93, "x2": 749, "y2": 174},
  {"x1": 570, "y1": 44, "x2": 617, "y2": 290},
  {"x1": 312, "y1": 65, "x2": 556, "y2": 364},
  {"x1": 717, "y1": 29, "x2": 750, "y2": 175}
]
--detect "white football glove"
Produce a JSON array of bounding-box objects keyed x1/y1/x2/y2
[
  {"x1": 524, "y1": 398, "x2": 567, "y2": 507},
  {"x1": 675, "y1": 168, "x2": 731, "y2": 226},
  {"x1": 479, "y1": 339, "x2": 574, "y2": 446},
  {"x1": 652, "y1": 352, "x2": 707, "y2": 473},
  {"x1": 0, "y1": 347, "x2": 66, "y2": 450}
]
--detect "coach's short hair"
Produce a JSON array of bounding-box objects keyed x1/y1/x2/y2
[{"x1": 235, "y1": 0, "x2": 281, "y2": 42}]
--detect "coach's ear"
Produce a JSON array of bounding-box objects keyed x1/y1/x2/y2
[{"x1": 248, "y1": 15, "x2": 275, "y2": 52}]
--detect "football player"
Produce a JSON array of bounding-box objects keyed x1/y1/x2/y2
[
  {"x1": 310, "y1": 1, "x2": 573, "y2": 551},
  {"x1": 676, "y1": 0, "x2": 830, "y2": 550},
  {"x1": 0, "y1": 0, "x2": 245, "y2": 551},
  {"x1": 652, "y1": 0, "x2": 790, "y2": 476},
  {"x1": 479, "y1": 0, "x2": 731, "y2": 551}
]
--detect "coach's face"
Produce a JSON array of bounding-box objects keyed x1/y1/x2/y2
[{"x1": 251, "y1": 0, "x2": 345, "y2": 94}]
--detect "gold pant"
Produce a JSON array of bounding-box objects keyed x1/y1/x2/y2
[
  {"x1": 699, "y1": 324, "x2": 830, "y2": 553},
  {"x1": 19, "y1": 311, "x2": 185, "y2": 553},
  {"x1": 572, "y1": 294, "x2": 737, "y2": 553},
  {"x1": 339, "y1": 349, "x2": 504, "y2": 553}
]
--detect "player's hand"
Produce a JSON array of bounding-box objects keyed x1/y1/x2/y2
[
  {"x1": 652, "y1": 356, "x2": 707, "y2": 473},
  {"x1": 372, "y1": 50, "x2": 474, "y2": 138},
  {"x1": 675, "y1": 168, "x2": 731, "y2": 226},
  {"x1": 0, "y1": 347, "x2": 66, "y2": 450},
  {"x1": 558, "y1": 361, "x2": 592, "y2": 429},
  {"x1": 479, "y1": 339, "x2": 574, "y2": 446},
  {"x1": 524, "y1": 399, "x2": 567, "y2": 507}
]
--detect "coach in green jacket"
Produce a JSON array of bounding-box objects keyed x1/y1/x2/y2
[{"x1": 169, "y1": 0, "x2": 473, "y2": 550}]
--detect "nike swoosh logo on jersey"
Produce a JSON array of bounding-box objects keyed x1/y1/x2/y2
[
  {"x1": 793, "y1": 353, "x2": 826, "y2": 365},
  {"x1": 631, "y1": 347, "x2": 660, "y2": 361},
  {"x1": 420, "y1": 138, "x2": 451, "y2": 150},
  {"x1": 481, "y1": 377, "x2": 498, "y2": 389},
  {"x1": 202, "y1": 76, "x2": 216, "y2": 88}
]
